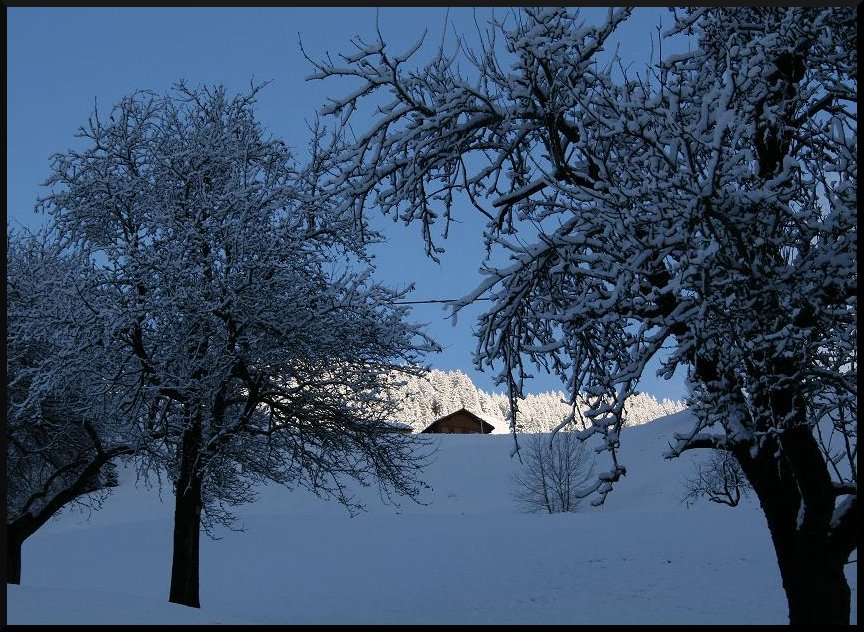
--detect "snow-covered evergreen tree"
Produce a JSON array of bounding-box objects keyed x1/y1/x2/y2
[{"x1": 389, "y1": 369, "x2": 685, "y2": 433}]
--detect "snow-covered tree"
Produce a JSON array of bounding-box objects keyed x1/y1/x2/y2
[
  {"x1": 36, "y1": 83, "x2": 438, "y2": 608},
  {"x1": 308, "y1": 7, "x2": 857, "y2": 624},
  {"x1": 6, "y1": 229, "x2": 136, "y2": 584},
  {"x1": 388, "y1": 368, "x2": 683, "y2": 433}
]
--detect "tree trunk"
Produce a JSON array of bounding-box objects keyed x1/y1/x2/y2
[
  {"x1": 6, "y1": 448, "x2": 131, "y2": 586},
  {"x1": 6, "y1": 527, "x2": 24, "y2": 584},
  {"x1": 783, "y1": 546, "x2": 850, "y2": 625},
  {"x1": 168, "y1": 408, "x2": 206, "y2": 608},
  {"x1": 734, "y1": 436, "x2": 852, "y2": 625},
  {"x1": 761, "y1": 494, "x2": 850, "y2": 625},
  {"x1": 168, "y1": 472, "x2": 203, "y2": 608}
]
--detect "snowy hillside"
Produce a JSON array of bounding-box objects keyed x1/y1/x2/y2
[
  {"x1": 391, "y1": 368, "x2": 686, "y2": 433},
  {"x1": 6, "y1": 411, "x2": 856, "y2": 625}
]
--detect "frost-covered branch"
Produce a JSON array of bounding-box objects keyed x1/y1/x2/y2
[
  {"x1": 311, "y1": 7, "x2": 857, "y2": 624},
  {"x1": 33, "y1": 82, "x2": 441, "y2": 607}
]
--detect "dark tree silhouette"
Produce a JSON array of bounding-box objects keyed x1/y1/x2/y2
[
  {"x1": 36, "y1": 83, "x2": 438, "y2": 608},
  {"x1": 6, "y1": 230, "x2": 136, "y2": 584},
  {"x1": 511, "y1": 432, "x2": 595, "y2": 514},
  {"x1": 309, "y1": 7, "x2": 857, "y2": 624},
  {"x1": 681, "y1": 450, "x2": 751, "y2": 508}
]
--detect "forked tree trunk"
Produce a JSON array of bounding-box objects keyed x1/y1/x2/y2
[
  {"x1": 734, "y1": 430, "x2": 852, "y2": 625},
  {"x1": 748, "y1": 475, "x2": 850, "y2": 625}
]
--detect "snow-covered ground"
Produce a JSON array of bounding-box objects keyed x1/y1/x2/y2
[{"x1": 6, "y1": 411, "x2": 857, "y2": 625}]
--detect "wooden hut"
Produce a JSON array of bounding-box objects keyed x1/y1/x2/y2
[{"x1": 420, "y1": 408, "x2": 495, "y2": 434}]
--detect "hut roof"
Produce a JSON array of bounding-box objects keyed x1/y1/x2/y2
[{"x1": 421, "y1": 408, "x2": 495, "y2": 434}]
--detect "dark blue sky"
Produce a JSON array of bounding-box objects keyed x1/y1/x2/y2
[{"x1": 7, "y1": 7, "x2": 688, "y2": 401}]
